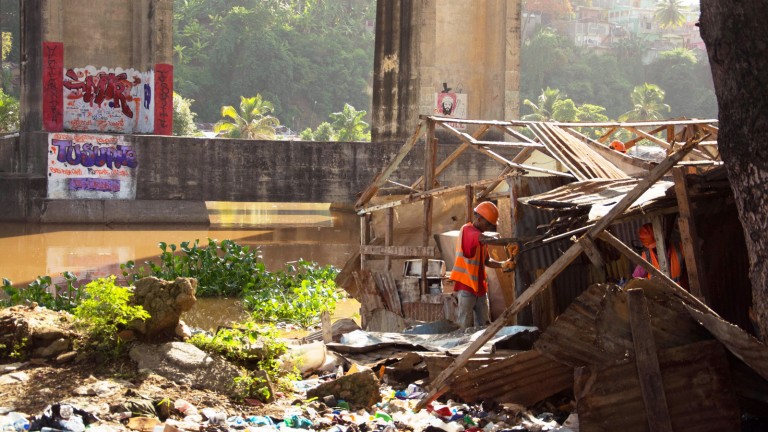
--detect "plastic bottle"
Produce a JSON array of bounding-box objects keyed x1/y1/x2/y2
[
  {"x1": 226, "y1": 416, "x2": 246, "y2": 429},
  {"x1": 374, "y1": 412, "x2": 392, "y2": 423},
  {"x1": 5, "y1": 413, "x2": 29, "y2": 432}
]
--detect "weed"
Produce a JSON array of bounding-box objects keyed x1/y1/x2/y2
[
  {"x1": 0, "y1": 337, "x2": 29, "y2": 361},
  {"x1": 73, "y1": 276, "x2": 150, "y2": 358},
  {"x1": 1, "y1": 272, "x2": 83, "y2": 311}
]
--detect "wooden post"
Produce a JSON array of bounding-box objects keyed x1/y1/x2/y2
[
  {"x1": 580, "y1": 236, "x2": 606, "y2": 282},
  {"x1": 465, "y1": 185, "x2": 474, "y2": 223},
  {"x1": 384, "y1": 207, "x2": 394, "y2": 272},
  {"x1": 422, "y1": 120, "x2": 437, "y2": 295},
  {"x1": 673, "y1": 167, "x2": 707, "y2": 301},
  {"x1": 360, "y1": 213, "x2": 371, "y2": 270},
  {"x1": 627, "y1": 288, "x2": 674, "y2": 432}
]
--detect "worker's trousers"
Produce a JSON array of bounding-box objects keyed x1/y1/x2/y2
[{"x1": 457, "y1": 290, "x2": 489, "y2": 330}]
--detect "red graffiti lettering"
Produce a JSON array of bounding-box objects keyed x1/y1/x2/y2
[{"x1": 64, "y1": 70, "x2": 134, "y2": 118}]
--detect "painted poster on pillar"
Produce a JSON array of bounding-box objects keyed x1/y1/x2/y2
[
  {"x1": 434, "y1": 92, "x2": 468, "y2": 130},
  {"x1": 47, "y1": 133, "x2": 138, "y2": 199},
  {"x1": 62, "y1": 66, "x2": 155, "y2": 134}
]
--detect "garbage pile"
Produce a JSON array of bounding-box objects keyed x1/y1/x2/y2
[{"x1": 0, "y1": 388, "x2": 578, "y2": 432}]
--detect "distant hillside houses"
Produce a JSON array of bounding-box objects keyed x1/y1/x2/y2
[{"x1": 526, "y1": 0, "x2": 703, "y2": 64}]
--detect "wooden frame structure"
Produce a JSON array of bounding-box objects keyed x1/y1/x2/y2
[{"x1": 355, "y1": 116, "x2": 720, "y2": 296}]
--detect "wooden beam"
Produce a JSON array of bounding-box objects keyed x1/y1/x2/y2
[
  {"x1": 465, "y1": 185, "x2": 474, "y2": 223},
  {"x1": 360, "y1": 213, "x2": 371, "y2": 269},
  {"x1": 673, "y1": 167, "x2": 707, "y2": 301},
  {"x1": 360, "y1": 245, "x2": 440, "y2": 258},
  {"x1": 580, "y1": 236, "x2": 606, "y2": 282},
  {"x1": 627, "y1": 288, "x2": 674, "y2": 432},
  {"x1": 355, "y1": 121, "x2": 424, "y2": 209},
  {"x1": 441, "y1": 123, "x2": 574, "y2": 178},
  {"x1": 422, "y1": 123, "x2": 437, "y2": 295},
  {"x1": 384, "y1": 207, "x2": 394, "y2": 271},
  {"x1": 357, "y1": 175, "x2": 516, "y2": 214},
  {"x1": 411, "y1": 124, "x2": 491, "y2": 189},
  {"x1": 597, "y1": 126, "x2": 618, "y2": 143}
]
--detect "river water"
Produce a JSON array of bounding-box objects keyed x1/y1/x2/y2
[{"x1": 0, "y1": 202, "x2": 361, "y2": 330}]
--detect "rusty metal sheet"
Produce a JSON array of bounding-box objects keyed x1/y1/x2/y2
[
  {"x1": 451, "y1": 349, "x2": 572, "y2": 406},
  {"x1": 527, "y1": 123, "x2": 630, "y2": 181},
  {"x1": 402, "y1": 302, "x2": 444, "y2": 322},
  {"x1": 575, "y1": 340, "x2": 740, "y2": 431},
  {"x1": 686, "y1": 305, "x2": 768, "y2": 382},
  {"x1": 534, "y1": 280, "x2": 712, "y2": 368},
  {"x1": 519, "y1": 178, "x2": 676, "y2": 222}
]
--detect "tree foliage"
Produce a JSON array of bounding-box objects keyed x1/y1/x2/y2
[
  {"x1": 329, "y1": 103, "x2": 370, "y2": 141},
  {"x1": 173, "y1": 92, "x2": 199, "y2": 136},
  {"x1": 620, "y1": 83, "x2": 671, "y2": 121},
  {"x1": 520, "y1": 26, "x2": 717, "y2": 121},
  {"x1": 0, "y1": 88, "x2": 19, "y2": 132},
  {"x1": 173, "y1": 0, "x2": 375, "y2": 131},
  {"x1": 654, "y1": 0, "x2": 687, "y2": 29},
  {"x1": 214, "y1": 95, "x2": 280, "y2": 139}
]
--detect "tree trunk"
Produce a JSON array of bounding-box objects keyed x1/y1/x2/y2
[{"x1": 699, "y1": 1, "x2": 768, "y2": 340}]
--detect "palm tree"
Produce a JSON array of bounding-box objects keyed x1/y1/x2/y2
[
  {"x1": 214, "y1": 95, "x2": 280, "y2": 139},
  {"x1": 619, "y1": 83, "x2": 671, "y2": 121},
  {"x1": 329, "y1": 103, "x2": 369, "y2": 141},
  {"x1": 521, "y1": 87, "x2": 565, "y2": 121},
  {"x1": 654, "y1": 0, "x2": 686, "y2": 29}
]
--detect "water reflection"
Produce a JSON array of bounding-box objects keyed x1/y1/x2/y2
[{"x1": 0, "y1": 202, "x2": 359, "y2": 287}]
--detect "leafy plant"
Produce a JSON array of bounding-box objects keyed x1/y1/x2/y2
[
  {"x1": 73, "y1": 276, "x2": 150, "y2": 357},
  {"x1": 243, "y1": 259, "x2": 341, "y2": 328},
  {"x1": 122, "y1": 239, "x2": 266, "y2": 297},
  {"x1": 214, "y1": 95, "x2": 280, "y2": 139},
  {"x1": 0, "y1": 337, "x2": 28, "y2": 362},
  {"x1": 173, "y1": 92, "x2": 199, "y2": 136},
  {"x1": 1, "y1": 272, "x2": 83, "y2": 312},
  {"x1": 0, "y1": 88, "x2": 19, "y2": 132}
]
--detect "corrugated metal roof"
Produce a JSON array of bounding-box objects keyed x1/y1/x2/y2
[
  {"x1": 519, "y1": 178, "x2": 676, "y2": 222},
  {"x1": 450, "y1": 349, "x2": 572, "y2": 406},
  {"x1": 534, "y1": 281, "x2": 712, "y2": 368},
  {"x1": 527, "y1": 123, "x2": 630, "y2": 181},
  {"x1": 575, "y1": 340, "x2": 740, "y2": 431}
]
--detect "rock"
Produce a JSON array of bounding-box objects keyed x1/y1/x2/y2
[
  {"x1": 0, "y1": 371, "x2": 29, "y2": 385},
  {"x1": 0, "y1": 305, "x2": 77, "y2": 360},
  {"x1": 306, "y1": 369, "x2": 381, "y2": 410},
  {"x1": 32, "y1": 337, "x2": 70, "y2": 358},
  {"x1": 129, "y1": 342, "x2": 240, "y2": 396},
  {"x1": 127, "y1": 416, "x2": 162, "y2": 432},
  {"x1": 129, "y1": 277, "x2": 197, "y2": 342}
]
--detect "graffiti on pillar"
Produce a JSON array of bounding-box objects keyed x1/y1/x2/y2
[
  {"x1": 62, "y1": 66, "x2": 155, "y2": 134},
  {"x1": 434, "y1": 91, "x2": 468, "y2": 130},
  {"x1": 47, "y1": 132, "x2": 138, "y2": 199},
  {"x1": 42, "y1": 42, "x2": 64, "y2": 132},
  {"x1": 154, "y1": 63, "x2": 173, "y2": 135}
]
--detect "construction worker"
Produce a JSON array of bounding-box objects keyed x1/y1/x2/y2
[
  {"x1": 632, "y1": 223, "x2": 689, "y2": 290},
  {"x1": 450, "y1": 201, "x2": 515, "y2": 329}
]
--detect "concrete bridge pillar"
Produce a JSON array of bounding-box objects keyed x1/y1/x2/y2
[{"x1": 372, "y1": 0, "x2": 522, "y2": 142}]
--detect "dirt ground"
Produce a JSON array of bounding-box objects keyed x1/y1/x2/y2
[{"x1": 0, "y1": 304, "x2": 299, "y2": 428}]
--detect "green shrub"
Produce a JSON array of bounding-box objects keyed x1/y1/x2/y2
[{"x1": 73, "y1": 276, "x2": 150, "y2": 357}]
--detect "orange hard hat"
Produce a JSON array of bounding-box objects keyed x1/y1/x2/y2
[
  {"x1": 638, "y1": 223, "x2": 656, "y2": 248},
  {"x1": 474, "y1": 201, "x2": 499, "y2": 226},
  {"x1": 610, "y1": 140, "x2": 626, "y2": 153}
]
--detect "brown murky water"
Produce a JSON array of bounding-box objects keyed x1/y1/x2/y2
[{"x1": 0, "y1": 202, "x2": 361, "y2": 330}]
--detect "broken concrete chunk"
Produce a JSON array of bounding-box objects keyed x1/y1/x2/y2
[{"x1": 306, "y1": 369, "x2": 381, "y2": 410}]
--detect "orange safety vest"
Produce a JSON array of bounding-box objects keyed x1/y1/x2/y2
[
  {"x1": 450, "y1": 223, "x2": 487, "y2": 294},
  {"x1": 642, "y1": 244, "x2": 685, "y2": 284}
]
